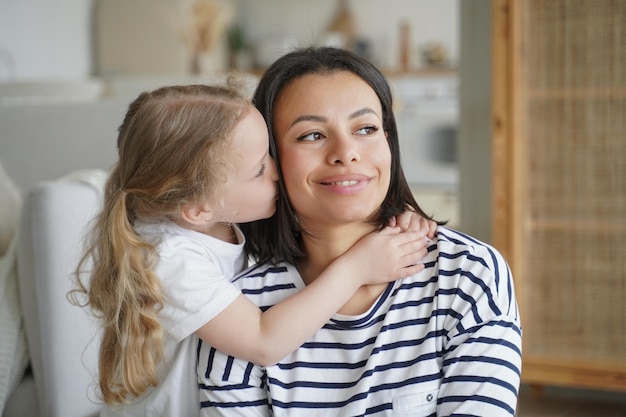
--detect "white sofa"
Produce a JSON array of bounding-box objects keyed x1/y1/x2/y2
[
  {"x1": 0, "y1": 98, "x2": 125, "y2": 417},
  {"x1": 8, "y1": 174, "x2": 107, "y2": 417}
]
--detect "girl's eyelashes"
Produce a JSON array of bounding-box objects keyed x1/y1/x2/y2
[{"x1": 255, "y1": 163, "x2": 267, "y2": 178}]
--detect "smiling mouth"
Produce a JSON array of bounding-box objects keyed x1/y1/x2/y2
[{"x1": 321, "y1": 180, "x2": 360, "y2": 186}]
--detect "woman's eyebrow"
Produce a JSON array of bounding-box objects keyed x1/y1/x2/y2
[
  {"x1": 349, "y1": 107, "x2": 377, "y2": 119},
  {"x1": 290, "y1": 114, "x2": 326, "y2": 127},
  {"x1": 290, "y1": 107, "x2": 377, "y2": 128}
]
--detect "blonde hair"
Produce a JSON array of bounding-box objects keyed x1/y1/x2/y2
[{"x1": 73, "y1": 84, "x2": 250, "y2": 405}]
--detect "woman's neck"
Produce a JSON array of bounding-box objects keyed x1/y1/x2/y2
[{"x1": 297, "y1": 222, "x2": 388, "y2": 316}]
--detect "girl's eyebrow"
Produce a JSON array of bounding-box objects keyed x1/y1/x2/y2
[
  {"x1": 289, "y1": 107, "x2": 377, "y2": 128},
  {"x1": 257, "y1": 151, "x2": 269, "y2": 167}
]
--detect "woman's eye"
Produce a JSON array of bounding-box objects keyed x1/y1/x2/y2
[
  {"x1": 355, "y1": 125, "x2": 379, "y2": 135},
  {"x1": 255, "y1": 163, "x2": 266, "y2": 178},
  {"x1": 296, "y1": 131, "x2": 324, "y2": 142}
]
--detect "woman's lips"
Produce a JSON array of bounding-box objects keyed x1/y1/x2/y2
[
  {"x1": 320, "y1": 180, "x2": 359, "y2": 186},
  {"x1": 316, "y1": 175, "x2": 371, "y2": 194}
]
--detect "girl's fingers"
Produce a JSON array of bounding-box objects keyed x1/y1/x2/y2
[{"x1": 388, "y1": 216, "x2": 397, "y2": 228}]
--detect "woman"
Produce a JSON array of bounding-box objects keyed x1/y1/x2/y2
[{"x1": 197, "y1": 47, "x2": 522, "y2": 416}]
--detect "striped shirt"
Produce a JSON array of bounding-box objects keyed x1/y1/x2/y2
[{"x1": 198, "y1": 227, "x2": 522, "y2": 416}]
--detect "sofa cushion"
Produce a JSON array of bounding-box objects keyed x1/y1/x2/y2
[
  {"x1": 0, "y1": 163, "x2": 27, "y2": 415},
  {"x1": 15, "y1": 171, "x2": 107, "y2": 417}
]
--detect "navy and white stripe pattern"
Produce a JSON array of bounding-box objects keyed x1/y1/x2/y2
[{"x1": 198, "y1": 227, "x2": 522, "y2": 416}]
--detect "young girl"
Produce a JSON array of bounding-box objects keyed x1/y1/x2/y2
[{"x1": 74, "y1": 84, "x2": 434, "y2": 416}]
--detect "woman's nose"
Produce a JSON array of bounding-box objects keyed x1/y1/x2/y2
[{"x1": 327, "y1": 133, "x2": 360, "y2": 165}]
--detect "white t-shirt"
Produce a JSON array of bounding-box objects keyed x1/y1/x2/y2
[{"x1": 101, "y1": 220, "x2": 245, "y2": 417}]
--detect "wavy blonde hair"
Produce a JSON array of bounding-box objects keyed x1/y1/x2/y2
[{"x1": 72, "y1": 84, "x2": 250, "y2": 405}]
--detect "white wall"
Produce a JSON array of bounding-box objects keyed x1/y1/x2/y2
[
  {"x1": 0, "y1": 99, "x2": 126, "y2": 194},
  {"x1": 0, "y1": 0, "x2": 94, "y2": 80}
]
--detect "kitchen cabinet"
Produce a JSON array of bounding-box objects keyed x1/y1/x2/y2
[{"x1": 491, "y1": 0, "x2": 625, "y2": 392}]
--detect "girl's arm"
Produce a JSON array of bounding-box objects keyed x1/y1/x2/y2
[{"x1": 196, "y1": 216, "x2": 437, "y2": 366}]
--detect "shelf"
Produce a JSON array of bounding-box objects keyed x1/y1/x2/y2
[{"x1": 522, "y1": 359, "x2": 626, "y2": 393}]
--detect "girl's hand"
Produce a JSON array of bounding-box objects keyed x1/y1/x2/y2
[
  {"x1": 345, "y1": 225, "x2": 430, "y2": 285},
  {"x1": 388, "y1": 210, "x2": 438, "y2": 240}
]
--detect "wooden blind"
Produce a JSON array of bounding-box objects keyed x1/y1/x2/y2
[{"x1": 520, "y1": 0, "x2": 625, "y2": 373}]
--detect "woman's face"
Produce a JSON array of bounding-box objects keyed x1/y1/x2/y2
[{"x1": 272, "y1": 71, "x2": 392, "y2": 230}]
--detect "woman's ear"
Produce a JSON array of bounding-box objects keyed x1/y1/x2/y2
[{"x1": 180, "y1": 203, "x2": 213, "y2": 226}]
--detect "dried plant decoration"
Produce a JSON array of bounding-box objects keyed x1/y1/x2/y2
[{"x1": 183, "y1": 0, "x2": 233, "y2": 74}]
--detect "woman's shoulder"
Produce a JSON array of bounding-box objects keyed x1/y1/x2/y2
[
  {"x1": 432, "y1": 227, "x2": 517, "y2": 314},
  {"x1": 435, "y1": 226, "x2": 509, "y2": 268},
  {"x1": 231, "y1": 261, "x2": 301, "y2": 306},
  {"x1": 233, "y1": 261, "x2": 297, "y2": 285}
]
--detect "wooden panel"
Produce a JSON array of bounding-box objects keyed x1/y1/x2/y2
[
  {"x1": 522, "y1": 360, "x2": 626, "y2": 393},
  {"x1": 526, "y1": 97, "x2": 626, "y2": 224},
  {"x1": 491, "y1": 0, "x2": 513, "y2": 260},
  {"x1": 524, "y1": 229, "x2": 626, "y2": 365},
  {"x1": 492, "y1": 0, "x2": 626, "y2": 392}
]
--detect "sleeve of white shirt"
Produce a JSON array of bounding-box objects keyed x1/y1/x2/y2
[{"x1": 157, "y1": 242, "x2": 242, "y2": 343}]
